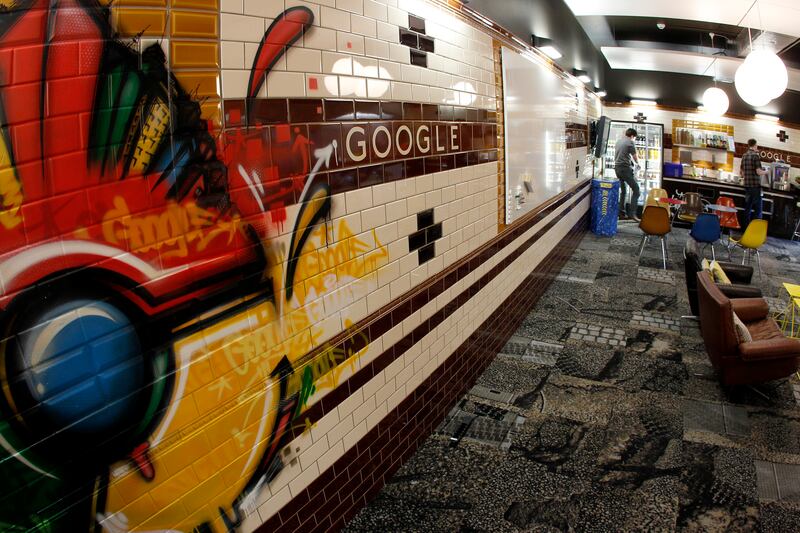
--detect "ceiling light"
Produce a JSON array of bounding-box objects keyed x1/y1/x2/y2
[
  {"x1": 735, "y1": 59, "x2": 773, "y2": 107},
  {"x1": 630, "y1": 99, "x2": 657, "y2": 106},
  {"x1": 532, "y1": 35, "x2": 562, "y2": 59},
  {"x1": 701, "y1": 87, "x2": 729, "y2": 116},
  {"x1": 595, "y1": 89, "x2": 607, "y2": 97},
  {"x1": 755, "y1": 113, "x2": 779, "y2": 122},
  {"x1": 657, "y1": 22, "x2": 666, "y2": 30},
  {"x1": 572, "y1": 68, "x2": 591, "y2": 84}
]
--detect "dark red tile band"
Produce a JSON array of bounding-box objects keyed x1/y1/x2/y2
[
  {"x1": 291, "y1": 179, "x2": 591, "y2": 395},
  {"x1": 255, "y1": 212, "x2": 589, "y2": 533}
]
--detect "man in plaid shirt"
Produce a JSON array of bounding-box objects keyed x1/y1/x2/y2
[{"x1": 740, "y1": 138, "x2": 767, "y2": 227}]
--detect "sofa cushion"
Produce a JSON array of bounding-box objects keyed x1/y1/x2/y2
[
  {"x1": 747, "y1": 317, "x2": 786, "y2": 342},
  {"x1": 732, "y1": 312, "x2": 752, "y2": 343}
]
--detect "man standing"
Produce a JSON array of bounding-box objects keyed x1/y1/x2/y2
[
  {"x1": 740, "y1": 138, "x2": 767, "y2": 228},
  {"x1": 615, "y1": 128, "x2": 641, "y2": 221}
]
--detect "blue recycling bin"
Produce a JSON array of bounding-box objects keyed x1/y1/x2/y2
[{"x1": 590, "y1": 178, "x2": 620, "y2": 237}]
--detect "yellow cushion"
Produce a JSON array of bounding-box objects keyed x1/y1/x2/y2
[
  {"x1": 702, "y1": 259, "x2": 731, "y2": 285},
  {"x1": 710, "y1": 261, "x2": 731, "y2": 285}
]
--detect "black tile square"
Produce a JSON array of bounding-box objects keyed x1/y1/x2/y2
[
  {"x1": 289, "y1": 98, "x2": 323, "y2": 123},
  {"x1": 405, "y1": 157, "x2": 425, "y2": 178},
  {"x1": 426, "y1": 223, "x2": 442, "y2": 242},
  {"x1": 355, "y1": 100, "x2": 381, "y2": 120},
  {"x1": 417, "y1": 208, "x2": 434, "y2": 229},
  {"x1": 418, "y1": 242, "x2": 435, "y2": 264},
  {"x1": 324, "y1": 99, "x2": 355, "y2": 121},
  {"x1": 410, "y1": 50, "x2": 428, "y2": 68},
  {"x1": 403, "y1": 103, "x2": 422, "y2": 120},
  {"x1": 384, "y1": 161, "x2": 405, "y2": 182},
  {"x1": 422, "y1": 104, "x2": 438, "y2": 121},
  {"x1": 358, "y1": 164, "x2": 384, "y2": 187},
  {"x1": 381, "y1": 101, "x2": 403, "y2": 120},
  {"x1": 409, "y1": 229, "x2": 426, "y2": 251},
  {"x1": 329, "y1": 168, "x2": 358, "y2": 194},
  {"x1": 409, "y1": 14, "x2": 426, "y2": 34},
  {"x1": 399, "y1": 28, "x2": 418, "y2": 48},
  {"x1": 419, "y1": 35, "x2": 435, "y2": 53}
]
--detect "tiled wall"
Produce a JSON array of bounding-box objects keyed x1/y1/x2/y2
[{"x1": 0, "y1": 1, "x2": 592, "y2": 532}]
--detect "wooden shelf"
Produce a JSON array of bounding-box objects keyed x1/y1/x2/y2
[{"x1": 673, "y1": 143, "x2": 733, "y2": 153}]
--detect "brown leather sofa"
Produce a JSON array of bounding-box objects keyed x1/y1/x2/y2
[
  {"x1": 697, "y1": 271, "x2": 800, "y2": 385},
  {"x1": 684, "y1": 238, "x2": 761, "y2": 316}
]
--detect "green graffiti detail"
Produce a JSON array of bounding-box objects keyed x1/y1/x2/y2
[{"x1": 296, "y1": 365, "x2": 316, "y2": 417}]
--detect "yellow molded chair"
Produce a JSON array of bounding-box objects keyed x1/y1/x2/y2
[
  {"x1": 729, "y1": 219, "x2": 768, "y2": 277},
  {"x1": 677, "y1": 192, "x2": 703, "y2": 223},
  {"x1": 645, "y1": 188, "x2": 668, "y2": 207},
  {"x1": 638, "y1": 205, "x2": 672, "y2": 269}
]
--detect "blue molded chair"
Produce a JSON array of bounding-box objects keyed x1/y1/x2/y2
[{"x1": 690, "y1": 213, "x2": 721, "y2": 260}]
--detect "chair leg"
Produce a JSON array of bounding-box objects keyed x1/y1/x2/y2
[
  {"x1": 638, "y1": 235, "x2": 647, "y2": 258},
  {"x1": 711, "y1": 243, "x2": 715, "y2": 262},
  {"x1": 755, "y1": 249, "x2": 762, "y2": 279},
  {"x1": 660, "y1": 237, "x2": 667, "y2": 270}
]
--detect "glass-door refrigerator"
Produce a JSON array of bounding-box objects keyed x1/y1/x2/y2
[{"x1": 602, "y1": 121, "x2": 664, "y2": 208}]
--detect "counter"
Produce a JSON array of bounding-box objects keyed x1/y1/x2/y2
[{"x1": 662, "y1": 175, "x2": 800, "y2": 239}]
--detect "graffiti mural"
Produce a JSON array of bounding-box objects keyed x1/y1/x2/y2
[{"x1": 0, "y1": 3, "x2": 383, "y2": 531}]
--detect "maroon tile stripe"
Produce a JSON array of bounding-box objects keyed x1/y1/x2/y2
[
  {"x1": 255, "y1": 212, "x2": 589, "y2": 533},
  {"x1": 288, "y1": 180, "x2": 592, "y2": 426}
]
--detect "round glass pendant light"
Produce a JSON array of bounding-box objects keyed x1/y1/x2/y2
[
  {"x1": 745, "y1": 48, "x2": 788, "y2": 99},
  {"x1": 735, "y1": 58, "x2": 773, "y2": 107},
  {"x1": 702, "y1": 87, "x2": 729, "y2": 116}
]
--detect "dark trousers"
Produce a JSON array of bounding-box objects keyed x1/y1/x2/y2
[
  {"x1": 743, "y1": 186, "x2": 762, "y2": 228},
  {"x1": 615, "y1": 167, "x2": 639, "y2": 217}
]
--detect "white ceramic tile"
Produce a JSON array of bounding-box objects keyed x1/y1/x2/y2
[
  {"x1": 411, "y1": 83, "x2": 430, "y2": 102},
  {"x1": 221, "y1": 69, "x2": 250, "y2": 99},
  {"x1": 389, "y1": 43, "x2": 410, "y2": 64},
  {"x1": 364, "y1": 0, "x2": 389, "y2": 21},
  {"x1": 221, "y1": 13, "x2": 264, "y2": 42},
  {"x1": 376, "y1": 21, "x2": 399, "y2": 42},
  {"x1": 286, "y1": 47, "x2": 322, "y2": 72},
  {"x1": 337, "y1": 32, "x2": 366, "y2": 55},
  {"x1": 353, "y1": 56, "x2": 379, "y2": 77},
  {"x1": 221, "y1": 0, "x2": 243, "y2": 14},
  {"x1": 306, "y1": 74, "x2": 340, "y2": 97},
  {"x1": 321, "y1": 6, "x2": 351, "y2": 32},
  {"x1": 322, "y1": 51, "x2": 353, "y2": 75},
  {"x1": 367, "y1": 78, "x2": 391, "y2": 99},
  {"x1": 246, "y1": 42, "x2": 286, "y2": 71},
  {"x1": 221, "y1": 41, "x2": 245, "y2": 69},
  {"x1": 351, "y1": 14, "x2": 378, "y2": 38},
  {"x1": 266, "y1": 71, "x2": 306, "y2": 97},
  {"x1": 391, "y1": 80, "x2": 413, "y2": 100},
  {"x1": 364, "y1": 37, "x2": 391, "y2": 59},
  {"x1": 361, "y1": 205, "x2": 386, "y2": 230},
  {"x1": 400, "y1": 64, "x2": 421, "y2": 84},
  {"x1": 339, "y1": 75, "x2": 368, "y2": 97},
  {"x1": 336, "y1": 0, "x2": 364, "y2": 15},
  {"x1": 387, "y1": 6, "x2": 409, "y2": 28},
  {"x1": 378, "y1": 60, "x2": 401, "y2": 80},
  {"x1": 243, "y1": 0, "x2": 282, "y2": 17},
  {"x1": 303, "y1": 26, "x2": 338, "y2": 51}
]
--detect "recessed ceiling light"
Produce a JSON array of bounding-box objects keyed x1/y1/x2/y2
[
  {"x1": 595, "y1": 89, "x2": 607, "y2": 97},
  {"x1": 657, "y1": 22, "x2": 666, "y2": 30},
  {"x1": 630, "y1": 99, "x2": 657, "y2": 106},
  {"x1": 532, "y1": 35, "x2": 562, "y2": 59},
  {"x1": 755, "y1": 113, "x2": 780, "y2": 122}
]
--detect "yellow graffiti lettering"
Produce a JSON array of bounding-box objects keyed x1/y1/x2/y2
[
  {"x1": 101, "y1": 196, "x2": 244, "y2": 258},
  {"x1": 0, "y1": 133, "x2": 23, "y2": 230}
]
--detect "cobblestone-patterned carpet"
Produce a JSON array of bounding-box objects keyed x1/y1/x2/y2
[{"x1": 346, "y1": 221, "x2": 800, "y2": 532}]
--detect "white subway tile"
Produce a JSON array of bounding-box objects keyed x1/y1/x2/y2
[
  {"x1": 365, "y1": 37, "x2": 391, "y2": 59},
  {"x1": 286, "y1": 47, "x2": 322, "y2": 72},
  {"x1": 304, "y1": 26, "x2": 338, "y2": 51},
  {"x1": 221, "y1": 13, "x2": 264, "y2": 42},
  {"x1": 305, "y1": 74, "x2": 339, "y2": 97},
  {"x1": 364, "y1": 0, "x2": 388, "y2": 21},
  {"x1": 387, "y1": 6, "x2": 409, "y2": 28},
  {"x1": 376, "y1": 21, "x2": 398, "y2": 42},
  {"x1": 321, "y1": 6, "x2": 351, "y2": 31},
  {"x1": 323, "y1": 51, "x2": 353, "y2": 75},
  {"x1": 337, "y1": 31, "x2": 366, "y2": 55},
  {"x1": 337, "y1": 0, "x2": 364, "y2": 15},
  {"x1": 221, "y1": 0, "x2": 243, "y2": 14},
  {"x1": 221, "y1": 41, "x2": 245, "y2": 69},
  {"x1": 339, "y1": 75, "x2": 368, "y2": 97}
]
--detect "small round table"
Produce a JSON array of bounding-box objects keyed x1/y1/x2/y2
[
  {"x1": 657, "y1": 197, "x2": 687, "y2": 224},
  {"x1": 706, "y1": 204, "x2": 738, "y2": 213}
]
